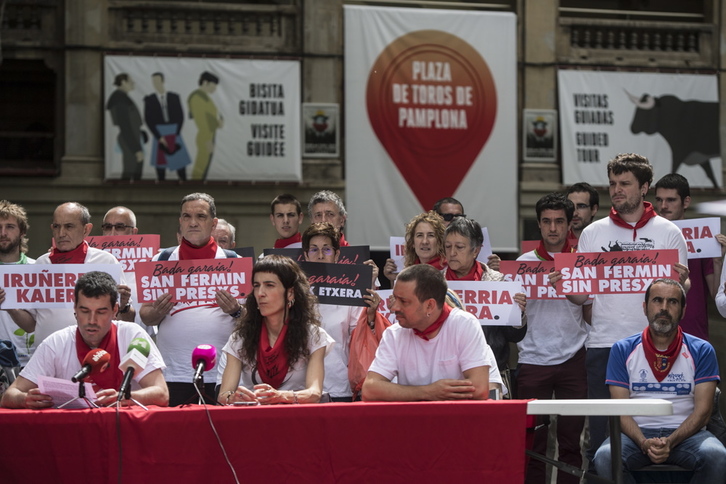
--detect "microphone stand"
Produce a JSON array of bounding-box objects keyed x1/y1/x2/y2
[
  {"x1": 58, "y1": 380, "x2": 99, "y2": 409},
  {"x1": 183, "y1": 373, "x2": 219, "y2": 406},
  {"x1": 114, "y1": 385, "x2": 149, "y2": 410}
]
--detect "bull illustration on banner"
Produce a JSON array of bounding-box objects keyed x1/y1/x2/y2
[{"x1": 626, "y1": 91, "x2": 720, "y2": 189}]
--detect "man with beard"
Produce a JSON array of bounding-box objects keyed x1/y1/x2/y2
[
  {"x1": 0, "y1": 201, "x2": 36, "y2": 366},
  {"x1": 565, "y1": 182, "x2": 599, "y2": 247},
  {"x1": 550, "y1": 153, "x2": 690, "y2": 470},
  {"x1": 593, "y1": 279, "x2": 726, "y2": 482}
]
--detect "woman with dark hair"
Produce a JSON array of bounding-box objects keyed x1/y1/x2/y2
[
  {"x1": 383, "y1": 211, "x2": 447, "y2": 283},
  {"x1": 218, "y1": 255, "x2": 333, "y2": 405}
]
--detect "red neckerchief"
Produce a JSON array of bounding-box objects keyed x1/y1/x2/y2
[
  {"x1": 339, "y1": 233, "x2": 350, "y2": 247},
  {"x1": 415, "y1": 255, "x2": 445, "y2": 271},
  {"x1": 256, "y1": 322, "x2": 290, "y2": 389},
  {"x1": 49, "y1": 241, "x2": 89, "y2": 264},
  {"x1": 274, "y1": 232, "x2": 302, "y2": 248},
  {"x1": 75, "y1": 323, "x2": 122, "y2": 390},
  {"x1": 609, "y1": 201, "x2": 656, "y2": 241},
  {"x1": 178, "y1": 236, "x2": 219, "y2": 260},
  {"x1": 641, "y1": 326, "x2": 684, "y2": 382},
  {"x1": 534, "y1": 238, "x2": 573, "y2": 262},
  {"x1": 413, "y1": 304, "x2": 451, "y2": 341},
  {"x1": 446, "y1": 260, "x2": 484, "y2": 281}
]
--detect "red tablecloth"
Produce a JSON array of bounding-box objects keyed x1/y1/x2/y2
[{"x1": 0, "y1": 400, "x2": 528, "y2": 483}]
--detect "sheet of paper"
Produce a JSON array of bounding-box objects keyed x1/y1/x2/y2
[{"x1": 38, "y1": 375, "x2": 98, "y2": 409}]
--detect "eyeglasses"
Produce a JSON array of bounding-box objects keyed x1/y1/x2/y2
[
  {"x1": 308, "y1": 247, "x2": 335, "y2": 257},
  {"x1": 101, "y1": 223, "x2": 134, "y2": 231},
  {"x1": 437, "y1": 213, "x2": 465, "y2": 222}
]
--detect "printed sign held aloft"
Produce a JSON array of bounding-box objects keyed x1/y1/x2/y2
[
  {"x1": 0, "y1": 264, "x2": 122, "y2": 309},
  {"x1": 671, "y1": 217, "x2": 721, "y2": 259},
  {"x1": 553, "y1": 250, "x2": 679, "y2": 295},
  {"x1": 135, "y1": 258, "x2": 253, "y2": 304},
  {"x1": 86, "y1": 235, "x2": 160, "y2": 272},
  {"x1": 446, "y1": 280, "x2": 523, "y2": 326},
  {"x1": 299, "y1": 261, "x2": 372, "y2": 307},
  {"x1": 500, "y1": 260, "x2": 562, "y2": 300}
]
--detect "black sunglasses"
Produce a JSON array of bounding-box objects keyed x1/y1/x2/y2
[
  {"x1": 101, "y1": 223, "x2": 134, "y2": 231},
  {"x1": 437, "y1": 213, "x2": 465, "y2": 222}
]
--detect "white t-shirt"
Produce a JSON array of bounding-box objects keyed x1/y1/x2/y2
[
  {"x1": 516, "y1": 250, "x2": 588, "y2": 365},
  {"x1": 369, "y1": 307, "x2": 490, "y2": 386},
  {"x1": 20, "y1": 321, "x2": 166, "y2": 390},
  {"x1": 222, "y1": 325, "x2": 333, "y2": 391},
  {"x1": 318, "y1": 303, "x2": 360, "y2": 398},
  {"x1": 29, "y1": 248, "x2": 125, "y2": 345},
  {"x1": 152, "y1": 245, "x2": 238, "y2": 383},
  {"x1": 577, "y1": 215, "x2": 688, "y2": 348},
  {"x1": 0, "y1": 256, "x2": 35, "y2": 366}
]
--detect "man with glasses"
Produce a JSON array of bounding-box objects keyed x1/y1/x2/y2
[
  {"x1": 565, "y1": 182, "x2": 599, "y2": 244},
  {"x1": 102, "y1": 206, "x2": 138, "y2": 236},
  {"x1": 432, "y1": 197, "x2": 465, "y2": 227}
]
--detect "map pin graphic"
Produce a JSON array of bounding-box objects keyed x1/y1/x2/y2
[{"x1": 366, "y1": 30, "x2": 497, "y2": 211}]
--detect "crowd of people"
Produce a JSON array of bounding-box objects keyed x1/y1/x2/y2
[{"x1": 1, "y1": 152, "x2": 726, "y2": 482}]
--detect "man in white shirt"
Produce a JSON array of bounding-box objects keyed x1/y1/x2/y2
[
  {"x1": 362, "y1": 264, "x2": 490, "y2": 401},
  {"x1": 1, "y1": 271, "x2": 168, "y2": 409}
]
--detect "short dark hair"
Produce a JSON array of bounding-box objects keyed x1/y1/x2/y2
[
  {"x1": 607, "y1": 153, "x2": 653, "y2": 188},
  {"x1": 536, "y1": 193, "x2": 574, "y2": 223},
  {"x1": 445, "y1": 217, "x2": 483, "y2": 250},
  {"x1": 644, "y1": 278, "x2": 686, "y2": 307},
  {"x1": 151, "y1": 72, "x2": 165, "y2": 81},
  {"x1": 654, "y1": 173, "x2": 690, "y2": 201},
  {"x1": 432, "y1": 197, "x2": 464, "y2": 214},
  {"x1": 566, "y1": 182, "x2": 599, "y2": 208},
  {"x1": 199, "y1": 71, "x2": 219, "y2": 86},
  {"x1": 271, "y1": 194, "x2": 302, "y2": 215},
  {"x1": 181, "y1": 192, "x2": 216, "y2": 218},
  {"x1": 74, "y1": 271, "x2": 118, "y2": 308},
  {"x1": 396, "y1": 264, "x2": 447, "y2": 309},
  {"x1": 113, "y1": 73, "x2": 129, "y2": 87},
  {"x1": 302, "y1": 222, "x2": 340, "y2": 253}
]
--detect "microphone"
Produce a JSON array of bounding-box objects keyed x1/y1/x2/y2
[
  {"x1": 118, "y1": 338, "x2": 151, "y2": 401},
  {"x1": 72, "y1": 349, "x2": 111, "y2": 383},
  {"x1": 192, "y1": 344, "x2": 217, "y2": 384}
]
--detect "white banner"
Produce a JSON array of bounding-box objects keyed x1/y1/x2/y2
[
  {"x1": 0, "y1": 264, "x2": 121, "y2": 309},
  {"x1": 558, "y1": 70, "x2": 721, "y2": 189},
  {"x1": 104, "y1": 56, "x2": 300, "y2": 182},
  {"x1": 344, "y1": 6, "x2": 518, "y2": 251},
  {"x1": 672, "y1": 217, "x2": 721, "y2": 259}
]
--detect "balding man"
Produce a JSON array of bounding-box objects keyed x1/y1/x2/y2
[
  {"x1": 0, "y1": 202, "x2": 127, "y2": 345},
  {"x1": 102, "y1": 206, "x2": 138, "y2": 236}
]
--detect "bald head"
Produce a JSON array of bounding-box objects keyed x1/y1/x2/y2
[
  {"x1": 52, "y1": 202, "x2": 92, "y2": 252},
  {"x1": 102, "y1": 206, "x2": 138, "y2": 236}
]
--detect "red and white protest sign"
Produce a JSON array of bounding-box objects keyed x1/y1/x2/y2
[
  {"x1": 671, "y1": 217, "x2": 721, "y2": 259},
  {"x1": 446, "y1": 280, "x2": 523, "y2": 326},
  {"x1": 500, "y1": 260, "x2": 563, "y2": 300},
  {"x1": 376, "y1": 289, "x2": 396, "y2": 324},
  {"x1": 389, "y1": 236, "x2": 406, "y2": 273},
  {"x1": 135, "y1": 258, "x2": 253, "y2": 304},
  {"x1": 86, "y1": 235, "x2": 161, "y2": 271},
  {"x1": 553, "y1": 250, "x2": 679, "y2": 295},
  {"x1": 0, "y1": 264, "x2": 121, "y2": 309}
]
